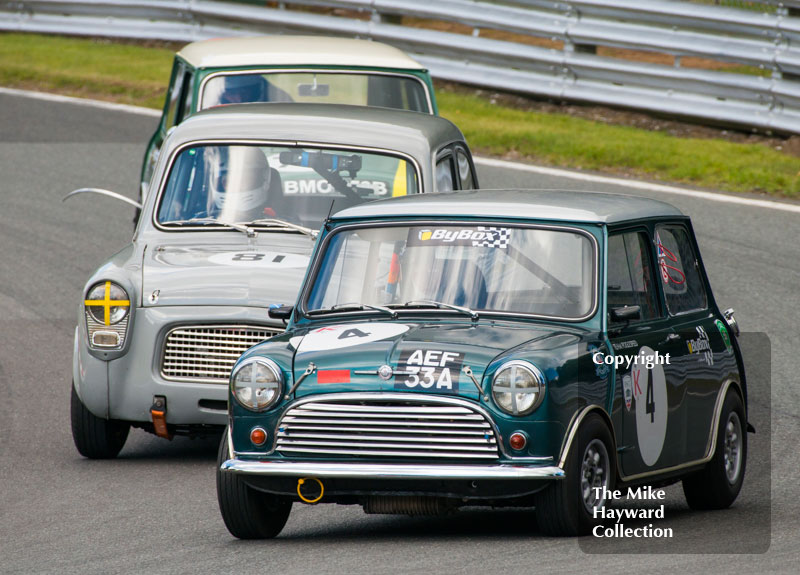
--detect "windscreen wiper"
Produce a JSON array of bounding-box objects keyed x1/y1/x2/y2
[
  {"x1": 307, "y1": 302, "x2": 397, "y2": 318},
  {"x1": 162, "y1": 217, "x2": 254, "y2": 237},
  {"x1": 389, "y1": 300, "x2": 479, "y2": 321},
  {"x1": 248, "y1": 218, "x2": 318, "y2": 239}
]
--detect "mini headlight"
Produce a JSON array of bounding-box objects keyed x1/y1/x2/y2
[
  {"x1": 231, "y1": 358, "x2": 283, "y2": 411},
  {"x1": 492, "y1": 360, "x2": 545, "y2": 416},
  {"x1": 85, "y1": 282, "x2": 130, "y2": 325}
]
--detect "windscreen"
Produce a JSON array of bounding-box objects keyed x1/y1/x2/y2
[
  {"x1": 201, "y1": 72, "x2": 430, "y2": 113},
  {"x1": 156, "y1": 145, "x2": 418, "y2": 229},
  {"x1": 307, "y1": 224, "x2": 597, "y2": 319}
]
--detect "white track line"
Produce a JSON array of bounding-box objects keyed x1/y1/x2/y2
[
  {"x1": 0, "y1": 86, "x2": 160, "y2": 117},
  {"x1": 475, "y1": 157, "x2": 800, "y2": 214},
  {"x1": 4, "y1": 86, "x2": 799, "y2": 213}
]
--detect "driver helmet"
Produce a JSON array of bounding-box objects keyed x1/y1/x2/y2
[
  {"x1": 219, "y1": 74, "x2": 267, "y2": 105},
  {"x1": 209, "y1": 147, "x2": 272, "y2": 220}
]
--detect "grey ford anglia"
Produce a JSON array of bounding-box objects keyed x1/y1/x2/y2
[
  {"x1": 217, "y1": 189, "x2": 748, "y2": 537},
  {"x1": 69, "y1": 103, "x2": 477, "y2": 459}
]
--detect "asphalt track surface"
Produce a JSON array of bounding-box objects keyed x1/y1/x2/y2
[{"x1": 0, "y1": 92, "x2": 797, "y2": 574}]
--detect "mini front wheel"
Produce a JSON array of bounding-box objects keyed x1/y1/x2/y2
[
  {"x1": 216, "y1": 430, "x2": 292, "y2": 539},
  {"x1": 536, "y1": 413, "x2": 615, "y2": 536}
]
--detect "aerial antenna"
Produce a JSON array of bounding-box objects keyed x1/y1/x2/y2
[{"x1": 323, "y1": 198, "x2": 336, "y2": 230}]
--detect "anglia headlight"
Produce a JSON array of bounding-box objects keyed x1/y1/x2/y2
[
  {"x1": 492, "y1": 360, "x2": 546, "y2": 416},
  {"x1": 84, "y1": 281, "x2": 131, "y2": 349},
  {"x1": 231, "y1": 358, "x2": 284, "y2": 411}
]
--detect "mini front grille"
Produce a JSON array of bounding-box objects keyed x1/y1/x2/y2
[
  {"x1": 276, "y1": 397, "x2": 499, "y2": 460},
  {"x1": 161, "y1": 325, "x2": 280, "y2": 383}
]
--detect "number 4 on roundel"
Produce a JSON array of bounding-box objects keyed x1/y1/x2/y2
[{"x1": 631, "y1": 346, "x2": 667, "y2": 467}]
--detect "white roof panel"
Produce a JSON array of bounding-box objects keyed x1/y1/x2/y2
[{"x1": 178, "y1": 36, "x2": 425, "y2": 70}]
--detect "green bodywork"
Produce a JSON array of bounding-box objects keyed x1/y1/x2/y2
[
  {"x1": 140, "y1": 57, "x2": 437, "y2": 194},
  {"x1": 228, "y1": 199, "x2": 744, "y2": 488}
]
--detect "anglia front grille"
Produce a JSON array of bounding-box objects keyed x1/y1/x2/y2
[{"x1": 161, "y1": 325, "x2": 280, "y2": 383}]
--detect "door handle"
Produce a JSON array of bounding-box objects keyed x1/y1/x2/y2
[{"x1": 660, "y1": 332, "x2": 680, "y2": 345}]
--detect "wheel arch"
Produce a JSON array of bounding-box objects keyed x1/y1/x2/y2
[{"x1": 557, "y1": 404, "x2": 617, "y2": 473}]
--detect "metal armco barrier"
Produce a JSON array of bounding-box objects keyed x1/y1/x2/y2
[{"x1": 4, "y1": 0, "x2": 800, "y2": 134}]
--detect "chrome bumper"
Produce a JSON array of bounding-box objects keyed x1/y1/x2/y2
[{"x1": 220, "y1": 459, "x2": 565, "y2": 480}]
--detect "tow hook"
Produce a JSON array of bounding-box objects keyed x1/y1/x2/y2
[
  {"x1": 150, "y1": 395, "x2": 173, "y2": 440},
  {"x1": 297, "y1": 477, "x2": 324, "y2": 504}
]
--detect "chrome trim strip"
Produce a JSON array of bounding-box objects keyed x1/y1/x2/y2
[
  {"x1": 616, "y1": 379, "x2": 739, "y2": 483},
  {"x1": 220, "y1": 459, "x2": 564, "y2": 480},
  {"x1": 264, "y1": 392, "x2": 550, "y2": 462},
  {"x1": 558, "y1": 382, "x2": 741, "y2": 483},
  {"x1": 299, "y1": 220, "x2": 600, "y2": 323},
  {"x1": 557, "y1": 404, "x2": 612, "y2": 469},
  {"x1": 198, "y1": 69, "x2": 434, "y2": 114},
  {"x1": 152, "y1": 139, "x2": 424, "y2": 232}
]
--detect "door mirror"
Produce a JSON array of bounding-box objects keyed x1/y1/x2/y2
[
  {"x1": 610, "y1": 305, "x2": 641, "y2": 323},
  {"x1": 268, "y1": 305, "x2": 294, "y2": 321}
]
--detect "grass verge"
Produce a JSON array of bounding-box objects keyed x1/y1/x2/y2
[{"x1": 3, "y1": 31, "x2": 799, "y2": 198}]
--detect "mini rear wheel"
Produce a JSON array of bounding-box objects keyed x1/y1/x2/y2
[
  {"x1": 70, "y1": 384, "x2": 129, "y2": 459},
  {"x1": 536, "y1": 413, "x2": 615, "y2": 536},
  {"x1": 216, "y1": 429, "x2": 292, "y2": 539},
  {"x1": 683, "y1": 390, "x2": 747, "y2": 510}
]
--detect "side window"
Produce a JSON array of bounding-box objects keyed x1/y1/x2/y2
[
  {"x1": 607, "y1": 231, "x2": 660, "y2": 323},
  {"x1": 179, "y1": 70, "x2": 195, "y2": 121},
  {"x1": 435, "y1": 153, "x2": 455, "y2": 192},
  {"x1": 654, "y1": 225, "x2": 708, "y2": 315},
  {"x1": 456, "y1": 148, "x2": 475, "y2": 190},
  {"x1": 165, "y1": 61, "x2": 189, "y2": 130}
]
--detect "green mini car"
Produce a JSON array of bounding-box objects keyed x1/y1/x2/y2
[
  {"x1": 140, "y1": 35, "x2": 437, "y2": 207},
  {"x1": 217, "y1": 189, "x2": 749, "y2": 537}
]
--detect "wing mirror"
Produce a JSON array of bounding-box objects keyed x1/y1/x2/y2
[
  {"x1": 63, "y1": 188, "x2": 143, "y2": 210},
  {"x1": 268, "y1": 305, "x2": 294, "y2": 322}
]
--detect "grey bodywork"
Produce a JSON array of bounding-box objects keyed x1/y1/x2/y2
[{"x1": 73, "y1": 104, "x2": 471, "y2": 428}]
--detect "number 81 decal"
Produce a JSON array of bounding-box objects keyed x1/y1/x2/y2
[{"x1": 208, "y1": 251, "x2": 310, "y2": 268}]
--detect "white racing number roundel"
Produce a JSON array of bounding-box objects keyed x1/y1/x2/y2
[
  {"x1": 292, "y1": 323, "x2": 410, "y2": 353},
  {"x1": 630, "y1": 346, "x2": 667, "y2": 467},
  {"x1": 208, "y1": 252, "x2": 310, "y2": 268}
]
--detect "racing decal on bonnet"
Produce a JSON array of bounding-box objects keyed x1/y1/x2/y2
[
  {"x1": 406, "y1": 226, "x2": 510, "y2": 249},
  {"x1": 291, "y1": 323, "x2": 410, "y2": 353},
  {"x1": 208, "y1": 251, "x2": 310, "y2": 268},
  {"x1": 394, "y1": 349, "x2": 463, "y2": 393}
]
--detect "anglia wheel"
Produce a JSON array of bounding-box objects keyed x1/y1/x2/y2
[
  {"x1": 536, "y1": 413, "x2": 615, "y2": 536},
  {"x1": 70, "y1": 383, "x2": 130, "y2": 459},
  {"x1": 683, "y1": 390, "x2": 747, "y2": 510},
  {"x1": 216, "y1": 429, "x2": 292, "y2": 539}
]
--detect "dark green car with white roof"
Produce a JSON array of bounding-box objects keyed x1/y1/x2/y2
[{"x1": 218, "y1": 189, "x2": 749, "y2": 537}]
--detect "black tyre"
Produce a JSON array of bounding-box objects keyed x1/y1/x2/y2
[
  {"x1": 216, "y1": 430, "x2": 292, "y2": 539},
  {"x1": 70, "y1": 384, "x2": 130, "y2": 459},
  {"x1": 536, "y1": 413, "x2": 616, "y2": 536},
  {"x1": 683, "y1": 390, "x2": 747, "y2": 510}
]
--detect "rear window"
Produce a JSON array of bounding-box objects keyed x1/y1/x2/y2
[{"x1": 201, "y1": 72, "x2": 430, "y2": 113}]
